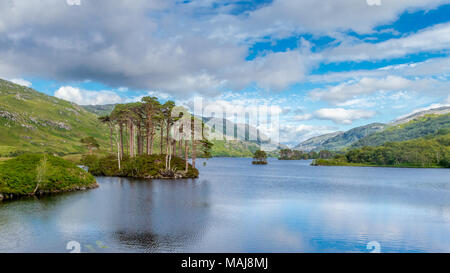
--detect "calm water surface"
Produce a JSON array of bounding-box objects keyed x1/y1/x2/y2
[{"x1": 0, "y1": 158, "x2": 449, "y2": 253}]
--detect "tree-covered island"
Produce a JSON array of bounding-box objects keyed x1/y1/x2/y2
[{"x1": 82, "y1": 96, "x2": 213, "y2": 179}]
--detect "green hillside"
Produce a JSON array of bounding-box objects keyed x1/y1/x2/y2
[
  {"x1": 351, "y1": 114, "x2": 450, "y2": 148},
  {"x1": 298, "y1": 123, "x2": 386, "y2": 152},
  {"x1": 0, "y1": 79, "x2": 109, "y2": 156},
  {"x1": 314, "y1": 132, "x2": 450, "y2": 168},
  {"x1": 294, "y1": 131, "x2": 343, "y2": 151}
]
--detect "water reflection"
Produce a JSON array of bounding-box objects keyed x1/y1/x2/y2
[{"x1": 0, "y1": 158, "x2": 449, "y2": 252}]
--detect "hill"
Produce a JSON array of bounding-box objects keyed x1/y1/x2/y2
[
  {"x1": 0, "y1": 79, "x2": 109, "y2": 156},
  {"x1": 295, "y1": 123, "x2": 386, "y2": 152},
  {"x1": 391, "y1": 106, "x2": 450, "y2": 125},
  {"x1": 294, "y1": 131, "x2": 343, "y2": 151},
  {"x1": 352, "y1": 113, "x2": 450, "y2": 148},
  {"x1": 314, "y1": 132, "x2": 450, "y2": 168}
]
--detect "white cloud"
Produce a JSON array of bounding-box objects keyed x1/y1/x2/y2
[
  {"x1": 326, "y1": 22, "x2": 450, "y2": 63},
  {"x1": 9, "y1": 78, "x2": 32, "y2": 87},
  {"x1": 292, "y1": 114, "x2": 313, "y2": 121},
  {"x1": 313, "y1": 108, "x2": 376, "y2": 124},
  {"x1": 279, "y1": 123, "x2": 336, "y2": 145},
  {"x1": 241, "y1": 0, "x2": 450, "y2": 36},
  {"x1": 310, "y1": 76, "x2": 410, "y2": 104},
  {"x1": 1, "y1": 0, "x2": 448, "y2": 96},
  {"x1": 54, "y1": 86, "x2": 123, "y2": 105}
]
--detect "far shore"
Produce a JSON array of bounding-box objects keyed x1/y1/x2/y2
[{"x1": 312, "y1": 160, "x2": 445, "y2": 169}]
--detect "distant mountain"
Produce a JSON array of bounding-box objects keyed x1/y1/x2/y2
[
  {"x1": 0, "y1": 79, "x2": 109, "y2": 156},
  {"x1": 294, "y1": 132, "x2": 343, "y2": 152},
  {"x1": 352, "y1": 113, "x2": 450, "y2": 148},
  {"x1": 202, "y1": 116, "x2": 286, "y2": 154},
  {"x1": 294, "y1": 107, "x2": 450, "y2": 152},
  {"x1": 391, "y1": 106, "x2": 450, "y2": 125},
  {"x1": 82, "y1": 104, "x2": 116, "y2": 116},
  {"x1": 295, "y1": 123, "x2": 386, "y2": 152}
]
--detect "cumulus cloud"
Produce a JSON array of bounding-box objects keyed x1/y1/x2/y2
[
  {"x1": 241, "y1": 0, "x2": 450, "y2": 36},
  {"x1": 326, "y1": 22, "x2": 450, "y2": 63},
  {"x1": 0, "y1": 0, "x2": 448, "y2": 97},
  {"x1": 54, "y1": 86, "x2": 123, "y2": 105},
  {"x1": 310, "y1": 76, "x2": 411, "y2": 104},
  {"x1": 313, "y1": 108, "x2": 376, "y2": 124},
  {"x1": 0, "y1": 0, "x2": 319, "y2": 96},
  {"x1": 9, "y1": 78, "x2": 32, "y2": 87},
  {"x1": 279, "y1": 124, "x2": 336, "y2": 145}
]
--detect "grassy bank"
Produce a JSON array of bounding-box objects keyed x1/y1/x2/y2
[
  {"x1": 81, "y1": 154, "x2": 199, "y2": 179},
  {"x1": 0, "y1": 154, "x2": 98, "y2": 200}
]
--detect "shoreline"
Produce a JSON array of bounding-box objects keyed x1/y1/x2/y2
[
  {"x1": 0, "y1": 183, "x2": 99, "y2": 202},
  {"x1": 311, "y1": 160, "x2": 446, "y2": 169}
]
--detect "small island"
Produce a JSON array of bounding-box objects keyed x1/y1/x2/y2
[
  {"x1": 252, "y1": 150, "x2": 268, "y2": 165},
  {"x1": 279, "y1": 149, "x2": 335, "y2": 160},
  {"x1": 0, "y1": 154, "x2": 98, "y2": 202},
  {"x1": 81, "y1": 154, "x2": 199, "y2": 179}
]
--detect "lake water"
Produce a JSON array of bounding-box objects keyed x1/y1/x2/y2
[{"x1": 0, "y1": 158, "x2": 449, "y2": 253}]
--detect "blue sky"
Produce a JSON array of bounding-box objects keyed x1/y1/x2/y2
[{"x1": 1, "y1": 0, "x2": 450, "y2": 145}]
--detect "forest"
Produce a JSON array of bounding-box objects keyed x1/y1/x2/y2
[{"x1": 314, "y1": 132, "x2": 450, "y2": 168}]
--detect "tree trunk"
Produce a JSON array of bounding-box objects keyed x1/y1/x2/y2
[
  {"x1": 165, "y1": 141, "x2": 170, "y2": 170},
  {"x1": 150, "y1": 126, "x2": 155, "y2": 155},
  {"x1": 191, "y1": 120, "x2": 197, "y2": 169},
  {"x1": 173, "y1": 140, "x2": 177, "y2": 157},
  {"x1": 192, "y1": 143, "x2": 196, "y2": 168},
  {"x1": 125, "y1": 125, "x2": 129, "y2": 156},
  {"x1": 129, "y1": 120, "x2": 134, "y2": 157},
  {"x1": 166, "y1": 122, "x2": 170, "y2": 153},
  {"x1": 137, "y1": 124, "x2": 141, "y2": 156},
  {"x1": 146, "y1": 125, "x2": 150, "y2": 155},
  {"x1": 179, "y1": 140, "x2": 183, "y2": 157},
  {"x1": 160, "y1": 121, "x2": 164, "y2": 154},
  {"x1": 185, "y1": 140, "x2": 189, "y2": 172},
  {"x1": 109, "y1": 125, "x2": 113, "y2": 154},
  {"x1": 116, "y1": 129, "x2": 121, "y2": 170},
  {"x1": 191, "y1": 139, "x2": 196, "y2": 169},
  {"x1": 119, "y1": 123, "x2": 124, "y2": 159}
]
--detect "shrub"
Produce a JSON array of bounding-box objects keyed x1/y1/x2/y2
[
  {"x1": 80, "y1": 154, "x2": 199, "y2": 178},
  {"x1": 0, "y1": 154, "x2": 97, "y2": 195}
]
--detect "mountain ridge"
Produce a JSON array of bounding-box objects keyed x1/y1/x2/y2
[{"x1": 294, "y1": 107, "x2": 450, "y2": 152}]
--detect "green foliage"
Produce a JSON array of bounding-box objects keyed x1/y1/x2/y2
[
  {"x1": 252, "y1": 150, "x2": 268, "y2": 164},
  {"x1": 315, "y1": 133, "x2": 450, "y2": 168},
  {"x1": 352, "y1": 114, "x2": 450, "y2": 148},
  {"x1": 0, "y1": 79, "x2": 110, "y2": 156},
  {"x1": 80, "y1": 136, "x2": 100, "y2": 153},
  {"x1": 80, "y1": 154, "x2": 199, "y2": 178},
  {"x1": 297, "y1": 123, "x2": 386, "y2": 152},
  {"x1": 0, "y1": 154, "x2": 97, "y2": 195},
  {"x1": 209, "y1": 140, "x2": 260, "y2": 157}
]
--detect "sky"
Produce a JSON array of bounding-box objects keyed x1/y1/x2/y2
[{"x1": 1, "y1": 0, "x2": 450, "y2": 146}]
